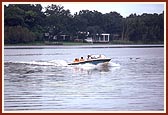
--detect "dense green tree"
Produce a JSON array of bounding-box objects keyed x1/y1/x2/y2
[
  {"x1": 44, "y1": 4, "x2": 73, "y2": 37},
  {"x1": 122, "y1": 13, "x2": 164, "y2": 43},
  {"x1": 4, "y1": 4, "x2": 45, "y2": 42},
  {"x1": 103, "y1": 12, "x2": 123, "y2": 34},
  {"x1": 4, "y1": 5, "x2": 25, "y2": 26},
  {"x1": 4, "y1": 4, "x2": 164, "y2": 44}
]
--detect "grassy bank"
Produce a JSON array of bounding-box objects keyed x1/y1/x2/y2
[
  {"x1": 110, "y1": 40, "x2": 164, "y2": 44},
  {"x1": 4, "y1": 41, "x2": 93, "y2": 46},
  {"x1": 4, "y1": 40, "x2": 164, "y2": 46}
]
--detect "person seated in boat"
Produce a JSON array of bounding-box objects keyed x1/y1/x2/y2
[
  {"x1": 80, "y1": 57, "x2": 85, "y2": 61},
  {"x1": 87, "y1": 55, "x2": 96, "y2": 60},
  {"x1": 87, "y1": 55, "x2": 92, "y2": 60},
  {"x1": 74, "y1": 58, "x2": 79, "y2": 63}
]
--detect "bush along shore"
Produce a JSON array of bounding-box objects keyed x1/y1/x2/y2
[{"x1": 4, "y1": 40, "x2": 164, "y2": 46}]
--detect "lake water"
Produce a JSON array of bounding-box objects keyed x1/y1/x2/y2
[{"x1": 3, "y1": 45, "x2": 165, "y2": 112}]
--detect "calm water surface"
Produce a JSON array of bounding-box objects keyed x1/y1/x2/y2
[{"x1": 4, "y1": 45, "x2": 164, "y2": 111}]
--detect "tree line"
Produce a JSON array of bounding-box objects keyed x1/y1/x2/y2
[{"x1": 4, "y1": 4, "x2": 164, "y2": 44}]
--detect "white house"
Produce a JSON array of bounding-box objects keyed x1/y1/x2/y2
[
  {"x1": 96, "y1": 34, "x2": 110, "y2": 43},
  {"x1": 85, "y1": 33, "x2": 110, "y2": 43}
]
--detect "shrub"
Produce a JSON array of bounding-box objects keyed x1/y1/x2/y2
[{"x1": 4, "y1": 26, "x2": 36, "y2": 44}]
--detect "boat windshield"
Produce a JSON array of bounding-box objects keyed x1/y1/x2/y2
[{"x1": 89, "y1": 54, "x2": 106, "y2": 59}]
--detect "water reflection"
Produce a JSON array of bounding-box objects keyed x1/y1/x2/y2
[{"x1": 70, "y1": 62, "x2": 120, "y2": 75}]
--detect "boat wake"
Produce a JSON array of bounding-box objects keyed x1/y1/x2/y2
[
  {"x1": 68, "y1": 61, "x2": 120, "y2": 72},
  {"x1": 4, "y1": 60, "x2": 121, "y2": 76},
  {"x1": 5, "y1": 60, "x2": 120, "y2": 72},
  {"x1": 108, "y1": 62, "x2": 120, "y2": 67},
  {"x1": 5, "y1": 60, "x2": 68, "y2": 67}
]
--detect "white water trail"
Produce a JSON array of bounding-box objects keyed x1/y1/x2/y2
[
  {"x1": 5, "y1": 60, "x2": 120, "y2": 71},
  {"x1": 69, "y1": 61, "x2": 121, "y2": 71},
  {"x1": 109, "y1": 62, "x2": 120, "y2": 67},
  {"x1": 6, "y1": 60, "x2": 68, "y2": 67},
  {"x1": 48, "y1": 60, "x2": 68, "y2": 66}
]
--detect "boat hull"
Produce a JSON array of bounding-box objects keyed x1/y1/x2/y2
[{"x1": 68, "y1": 58, "x2": 111, "y2": 65}]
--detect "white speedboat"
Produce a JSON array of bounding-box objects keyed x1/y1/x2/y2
[{"x1": 68, "y1": 55, "x2": 111, "y2": 65}]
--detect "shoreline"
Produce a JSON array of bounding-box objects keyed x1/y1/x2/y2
[{"x1": 4, "y1": 44, "x2": 164, "y2": 49}]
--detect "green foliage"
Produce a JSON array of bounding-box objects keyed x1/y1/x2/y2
[
  {"x1": 4, "y1": 4, "x2": 164, "y2": 44},
  {"x1": 122, "y1": 13, "x2": 164, "y2": 43},
  {"x1": 4, "y1": 4, "x2": 45, "y2": 44},
  {"x1": 5, "y1": 26, "x2": 36, "y2": 44},
  {"x1": 4, "y1": 5, "x2": 24, "y2": 26}
]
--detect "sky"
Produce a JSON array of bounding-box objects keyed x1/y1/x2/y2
[{"x1": 41, "y1": 2, "x2": 165, "y2": 17}]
